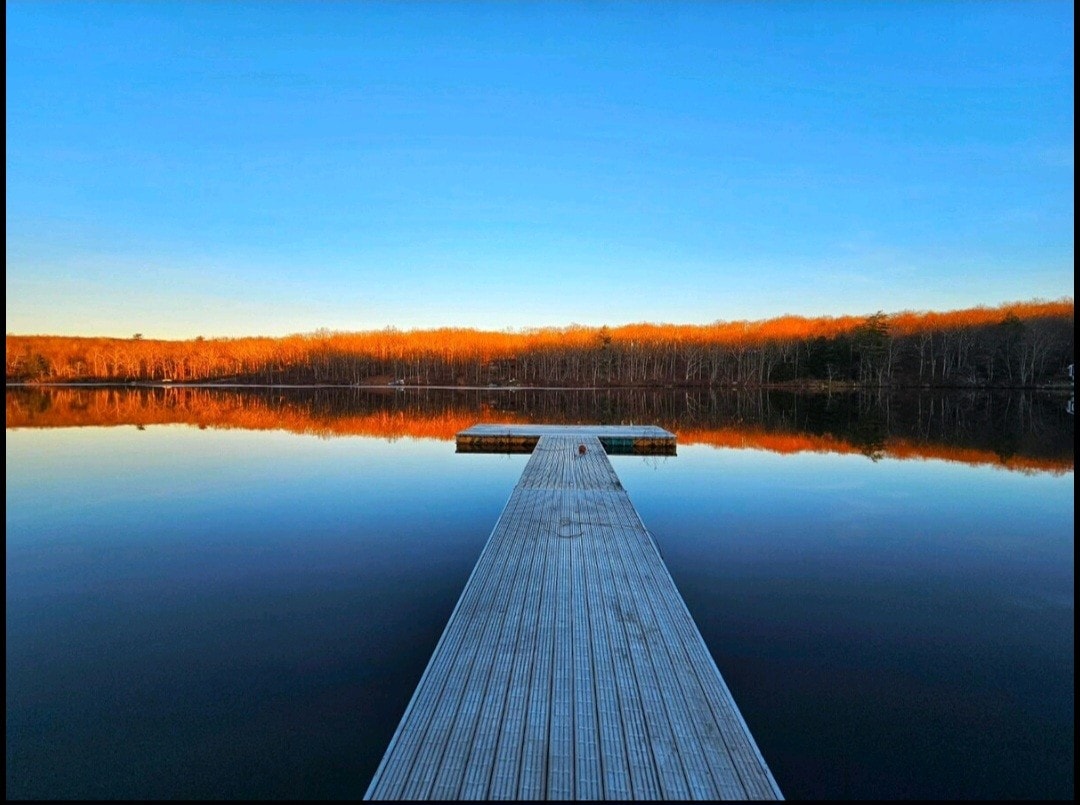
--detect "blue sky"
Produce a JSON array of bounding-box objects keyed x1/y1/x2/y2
[{"x1": 6, "y1": 1, "x2": 1074, "y2": 339}]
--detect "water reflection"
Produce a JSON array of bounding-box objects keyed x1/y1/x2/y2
[
  {"x1": 6, "y1": 388, "x2": 1073, "y2": 800},
  {"x1": 6, "y1": 385, "x2": 1073, "y2": 474}
]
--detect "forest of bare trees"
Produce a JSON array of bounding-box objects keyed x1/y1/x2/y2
[{"x1": 6, "y1": 300, "x2": 1073, "y2": 388}]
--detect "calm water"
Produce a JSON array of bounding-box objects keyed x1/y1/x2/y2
[{"x1": 6, "y1": 387, "x2": 1074, "y2": 799}]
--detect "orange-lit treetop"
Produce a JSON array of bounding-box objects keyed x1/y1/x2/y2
[{"x1": 6, "y1": 299, "x2": 1073, "y2": 388}]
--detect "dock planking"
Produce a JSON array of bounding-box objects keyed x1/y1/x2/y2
[
  {"x1": 456, "y1": 424, "x2": 677, "y2": 455},
  {"x1": 365, "y1": 428, "x2": 781, "y2": 801}
]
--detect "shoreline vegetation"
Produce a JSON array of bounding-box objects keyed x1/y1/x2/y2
[{"x1": 6, "y1": 299, "x2": 1073, "y2": 389}]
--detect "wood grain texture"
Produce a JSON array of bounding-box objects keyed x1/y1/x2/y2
[{"x1": 365, "y1": 434, "x2": 782, "y2": 800}]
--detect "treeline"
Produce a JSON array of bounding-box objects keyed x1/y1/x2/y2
[
  {"x1": 6, "y1": 385, "x2": 1073, "y2": 475},
  {"x1": 6, "y1": 299, "x2": 1074, "y2": 388}
]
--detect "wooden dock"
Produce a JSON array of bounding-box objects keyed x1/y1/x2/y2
[
  {"x1": 456, "y1": 424, "x2": 677, "y2": 455},
  {"x1": 365, "y1": 428, "x2": 781, "y2": 800}
]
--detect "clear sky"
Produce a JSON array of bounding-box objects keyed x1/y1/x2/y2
[{"x1": 6, "y1": 1, "x2": 1074, "y2": 339}]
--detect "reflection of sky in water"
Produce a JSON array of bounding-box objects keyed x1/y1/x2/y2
[
  {"x1": 6, "y1": 428, "x2": 1074, "y2": 800},
  {"x1": 618, "y1": 446, "x2": 1073, "y2": 561}
]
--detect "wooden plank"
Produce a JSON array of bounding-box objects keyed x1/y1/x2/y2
[
  {"x1": 365, "y1": 432, "x2": 781, "y2": 801},
  {"x1": 569, "y1": 487, "x2": 602, "y2": 800}
]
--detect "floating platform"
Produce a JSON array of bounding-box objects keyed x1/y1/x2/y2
[
  {"x1": 456, "y1": 424, "x2": 677, "y2": 455},
  {"x1": 365, "y1": 431, "x2": 781, "y2": 800}
]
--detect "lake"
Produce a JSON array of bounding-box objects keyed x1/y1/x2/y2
[{"x1": 5, "y1": 386, "x2": 1074, "y2": 799}]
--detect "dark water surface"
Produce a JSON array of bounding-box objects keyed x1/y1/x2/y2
[{"x1": 6, "y1": 387, "x2": 1074, "y2": 799}]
